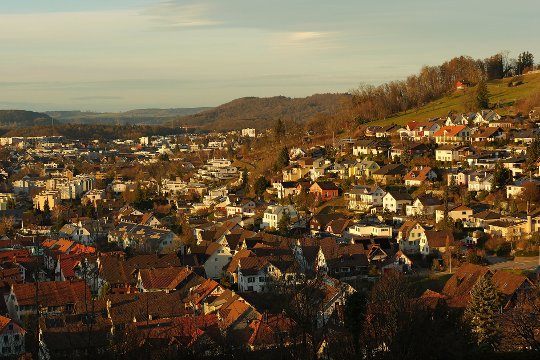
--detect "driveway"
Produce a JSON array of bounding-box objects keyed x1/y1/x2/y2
[{"x1": 487, "y1": 256, "x2": 539, "y2": 271}]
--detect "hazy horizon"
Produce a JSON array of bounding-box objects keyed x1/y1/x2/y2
[{"x1": 1, "y1": 0, "x2": 539, "y2": 112}]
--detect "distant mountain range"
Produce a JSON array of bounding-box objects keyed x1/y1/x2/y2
[
  {"x1": 173, "y1": 94, "x2": 349, "y2": 131},
  {"x1": 0, "y1": 110, "x2": 54, "y2": 127},
  {"x1": 45, "y1": 108, "x2": 211, "y2": 125},
  {"x1": 1, "y1": 94, "x2": 348, "y2": 131}
]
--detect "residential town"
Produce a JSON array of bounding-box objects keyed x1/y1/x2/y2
[{"x1": 0, "y1": 107, "x2": 539, "y2": 359}]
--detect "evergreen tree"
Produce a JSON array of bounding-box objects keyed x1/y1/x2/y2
[
  {"x1": 464, "y1": 276, "x2": 501, "y2": 350},
  {"x1": 277, "y1": 210, "x2": 291, "y2": 233},
  {"x1": 475, "y1": 79, "x2": 490, "y2": 109},
  {"x1": 241, "y1": 170, "x2": 249, "y2": 191},
  {"x1": 274, "y1": 118, "x2": 285, "y2": 141},
  {"x1": 254, "y1": 176, "x2": 270, "y2": 199},
  {"x1": 491, "y1": 162, "x2": 512, "y2": 192},
  {"x1": 527, "y1": 138, "x2": 540, "y2": 164},
  {"x1": 344, "y1": 291, "x2": 367, "y2": 354},
  {"x1": 275, "y1": 147, "x2": 290, "y2": 170}
]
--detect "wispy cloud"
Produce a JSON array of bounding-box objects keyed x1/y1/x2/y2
[
  {"x1": 71, "y1": 96, "x2": 124, "y2": 101},
  {"x1": 269, "y1": 31, "x2": 340, "y2": 52},
  {"x1": 144, "y1": 1, "x2": 220, "y2": 28}
]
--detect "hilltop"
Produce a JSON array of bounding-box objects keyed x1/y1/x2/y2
[
  {"x1": 0, "y1": 110, "x2": 55, "y2": 127},
  {"x1": 370, "y1": 72, "x2": 540, "y2": 126},
  {"x1": 46, "y1": 108, "x2": 211, "y2": 126},
  {"x1": 174, "y1": 94, "x2": 349, "y2": 131}
]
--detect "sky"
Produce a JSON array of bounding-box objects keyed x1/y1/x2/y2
[{"x1": 0, "y1": 0, "x2": 539, "y2": 112}]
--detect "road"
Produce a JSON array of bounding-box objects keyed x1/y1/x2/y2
[{"x1": 487, "y1": 256, "x2": 539, "y2": 271}]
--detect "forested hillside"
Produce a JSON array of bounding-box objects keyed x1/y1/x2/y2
[
  {"x1": 175, "y1": 94, "x2": 349, "y2": 130},
  {"x1": 0, "y1": 110, "x2": 55, "y2": 127}
]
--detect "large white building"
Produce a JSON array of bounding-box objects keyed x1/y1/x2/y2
[
  {"x1": 197, "y1": 158, "x2": 238, "y2": 181},
  {"x1": 46, "y1": 175, "x2": 95, "y2": 200}
]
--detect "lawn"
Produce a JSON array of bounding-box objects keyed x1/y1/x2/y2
[{"x1": 370, "y1": 73, "x2": 540, "y2": 126}]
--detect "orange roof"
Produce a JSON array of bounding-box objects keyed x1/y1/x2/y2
[
  {"x1": 403, "y1": 166, "x2": 434, "y2": 182},
  {"x1": 70, "y1": 243, "x2": 96, "y2": 255},
  {"x1": 434, "y1": 125, "x2": 467, "y2": 137},
  {"x1": 0, "y1": 315, "x2": 25, "y2": 333}
]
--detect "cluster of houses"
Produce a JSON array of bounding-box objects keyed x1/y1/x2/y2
[{"x1": 0, "y1": 109, "x2": 539, "y2": 357}]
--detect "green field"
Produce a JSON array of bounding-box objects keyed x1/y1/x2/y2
[{"x1": 371, "y1": 73, "x2": 540, "y2": 126}]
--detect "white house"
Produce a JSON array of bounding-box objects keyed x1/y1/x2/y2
[
  {"x1": 347, "y1": 223, "x2": 392, "y2": 238},
  {"x1": 0, "y1": 315, "x2": 25, "y2": 356},
  {"x1": 260, "y1": 205, "x2": 298, "y2": 229},
  {"x1": 203, "y1": 242, "x2": 233, "y2": 279},
  {"x1": 238, "y1": 257, "x2": 279, "y2": 293},
  {"x1": 383, "y1": 191, "x2": 413, "y2": 214},
  {"x1": 468, "y1": 172, "x2": 493, "y2": 192},
  {"x1": 225, "y1": 199, "x2": 256, "y2": 217},
  {"x1": 345, "y1": 185, "x2": 385, "y2": 211},
  {"x1": 397, "y1": 220, "x2": 427, "y2": 254}
]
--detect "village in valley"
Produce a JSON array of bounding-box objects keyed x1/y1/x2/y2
[{"x1": 0, "y1": 70, "x2": 539, "y2": 359}]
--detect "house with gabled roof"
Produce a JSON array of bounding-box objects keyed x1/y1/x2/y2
[
  {"x1": 7, "y1": 280, "x2": 90, "y2": 320},
  {"x1": 224, "y1": 249, "x2": 254, "y2": 285},
  {"x1": 420, "y1": 230, "x2": 454, "y2": 256},
  {"x1": 344, "y1": 185, "x2": 385, "y2": 211},
  {"x1": 405, "y1": 195, "x2": 442, "y2": 217},
  {"x1": 404, "y1": 166, "x2": 437, "y2": 187},
  {"x1": 397, "y1": 220, "x2": 427, "y2": 254},
  {"x1": 435, "y1": 204, "x2": 473, "y2": 224},
  {"x1": 472, "y1": 126, "x2": 505, "y2": 142},
  {"x1": 491, "y1": 270, "x2": 535, "y2": 309},
  {"x1": 348, "y1": 159, "x2": 380, "y2": 179},
  {"x1": 467, "y1": 171, "x2": 494, "y2": 192},
  {"x1": 202, "y1": 241, "x2": 234, "y2": 280},
  {"x1": 108, "y1": 222, "x2": 177, "y2": 252},
  {"x1": 0, "y1": 315, "x2": 25, "y2": 356},
  {"x1": 372, "y1": 163, "x2": 407, "y2": 185},
  {"x1": 238, "y1": 257, "x2": 276, "y2": 293},
  {"x1": 433, "y1": 125, "x2": 471, "y2": 145},
  {"x1": 309, "y1": 181, "x2": 339, "y2": 202},
  {"x1": 381, "y1": 250, "x2": 413, "y2": 273},
  {"x1": 292, "y1": 240, "x2": 327, "y2": 274},
  {"x1": 136, "y1": 266, "x2": 193, "y2": 293},
  {"x1": 440, "y1": 263, "x2": 491, "y2": 309},
  {"x1": 383, "y1": 191, "x2": 413, "y2": 214}
]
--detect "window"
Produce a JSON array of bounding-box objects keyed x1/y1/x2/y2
[
  {"x1": 259, "y1": 276, "x2": 266, "y2": 282},
  {"x1": 247, "y1": 277, "x2": 255, "y2": 283}
]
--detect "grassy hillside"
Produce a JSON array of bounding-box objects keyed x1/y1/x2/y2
[
  {"x1": 175, "y1": 94, "x2": 349, "y2": 131},
  {"x1": 371, "y1": 73, "x2": 540, "y2": 126}
]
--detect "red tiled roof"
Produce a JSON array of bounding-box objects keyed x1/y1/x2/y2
[
  {"x1": 491, "y1": 270, "x2": 530, "y2": 296},
  {"x1": 441, "y1": 263, "x2": 490, "y2": 308},
  {"x1": 12, "y1": 280, "x2": 90, "y2": 307},
  {"x1": 139, "y1": 266, "x2": 192, "y2": 290}
]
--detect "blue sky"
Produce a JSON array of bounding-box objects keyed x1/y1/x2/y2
[{"x1": 1, "y1": 0, "x2": 538, "y2": 111}]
